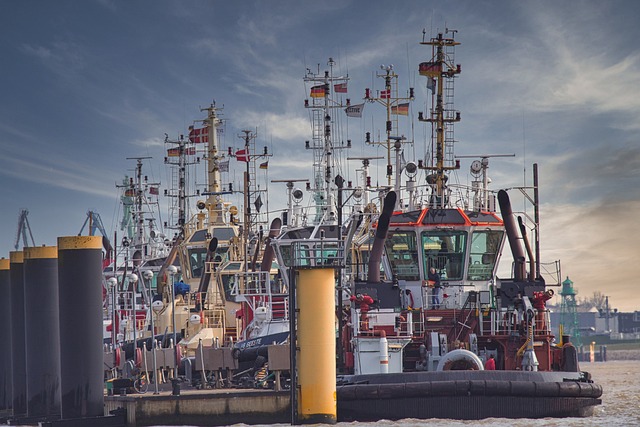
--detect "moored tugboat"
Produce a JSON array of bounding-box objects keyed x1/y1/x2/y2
[{"x1": 335, "y1": 29, "x2": 602, "y2": 421}]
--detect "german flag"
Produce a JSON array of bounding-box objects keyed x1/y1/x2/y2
[
  {"x1": 310, "y1": 85, "x2": 326, "y2": 98},
  {"x1": 391, "y1": 103, "x2": 409, "y2": 116},
  {"x1": 419, "y1": 62, "x2": 441, "y2": 78}
]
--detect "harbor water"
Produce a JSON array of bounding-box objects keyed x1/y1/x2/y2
[{"x1": 155, "y1": 360, "x2": 639, "y2": 427}]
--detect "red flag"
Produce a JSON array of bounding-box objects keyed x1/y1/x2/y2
[
  {"x1": 149, "y1": 186, "x2": 159, "y2": 195},
  {"x1": 380, "y1": 89, "x2": 391, "y2": 99},
  {"x1": 188, "y1": 126, "x2": 209, "y2": 143},
  {"x1": 235, "y1": 149, "x2": 248, "y2": 162},
  {"x1": 334, "y1": 83, "x2": 347, "y2": 93}
]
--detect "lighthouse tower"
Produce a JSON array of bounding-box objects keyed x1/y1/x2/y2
[{"x1": 559, "y1": 276, "x2": 581, "y2": 346}]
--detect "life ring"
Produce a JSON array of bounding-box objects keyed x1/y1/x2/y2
[
  {"x1": 115, "y1": 347, "x2": 121, "y2": 367},
  {"x1": 437, "y1": 349, "x2": 484, "y2": 371}
]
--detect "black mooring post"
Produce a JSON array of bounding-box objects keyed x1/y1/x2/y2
[
  {"x1": 58, "y1": 236, "x2": 105, "y2": 419},
  {"x1": 0, "y1": 258, "x2": 12, "y2": 413},
  {"x1": 10, "y1": 251, "x2": 27, "y2": 417},
  {"x1": 24, "y1": 246, "x2": 61, "y2": 419}
]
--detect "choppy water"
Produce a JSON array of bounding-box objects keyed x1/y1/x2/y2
[{"x1": 157, "y1": 360, "x2": 640, "y2": 427}]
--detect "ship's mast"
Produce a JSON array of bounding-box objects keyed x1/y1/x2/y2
[
  {"x1": 418, "y1": 30, "x2": 461, "y2": 208},
  {"x1": 304, "y1": 58, "x2": 350, "y2": 224},
  {"x1": 238, "y1": 129, "x2": 256, "y2": 246},
  {"x1": 164, "y1": 134, "x2": 199, "y2": 237},
  {"x1": 364, "y1": 65, "x2": 414, "y2": 204},
  {"x1": 120, "y1": 156, "x2": 161, "y2": 257},
  {"x1": 201, "y1": 102, "x2": 226, "y2": 226}
]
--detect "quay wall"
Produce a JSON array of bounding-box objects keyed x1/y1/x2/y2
[{"x1": 105, "y1": 390, "x2": 290, "y2": 426}]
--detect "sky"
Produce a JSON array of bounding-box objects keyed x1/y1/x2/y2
[{"x1": 1, "y1": 0, "x2": 639, "y2": 312}]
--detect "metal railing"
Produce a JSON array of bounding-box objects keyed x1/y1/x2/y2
[{"x1": 290, "y1": 238, "x2": 345, "y2": 268}]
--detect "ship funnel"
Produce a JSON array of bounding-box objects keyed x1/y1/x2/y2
[
  {"x1": 497, "y1": 190, "x2": 526, "y2": 281},
  {"x1": 367, "y1": 191, "x2": 396, "y2": 283},
  {"x1": 518, "y1": 215, "x2": 535, "y2": 281},
  {"x1": 343, "y1": 212, "x2": 363, "y2": 264}
]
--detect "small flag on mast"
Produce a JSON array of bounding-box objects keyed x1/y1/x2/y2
[
  {"x1": 380, "y1": 89, "x2": 391, "y2": 99},
  {"x1": 235, "y1": 149, "x2": 248, "y2": 162},
  {"x1": 419, "y1": 62, "x2": 441, "y2": 78},
  {"x1": 188, "y1": 126, "x2": 209, "y2": 143},
  {"x1": 345, "y1": 103, "x2": 365, "y2": 118},
  {"x1": 310, "y1": 85, "x2": 325, "y2": 98},
  {"x1": 259, "y1": 161, "x2": 269, "y2": 169},
  {"x1": 391, "y1": 103, "x2": 410, "y2": 116},
  {"x1": 334, "y1": 83, "x2": 348, "y2": 93},
  {"x1": 427, "y1": 77, "x2": 436, "y2": 93},
  {"x1": 168, "y1": 147, "x2": 195, "y2": 156}
]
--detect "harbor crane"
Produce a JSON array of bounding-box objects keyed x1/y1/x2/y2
[
  {"x1": 78, "y1": 210, "x2": 114, "y2": 256},
  {"x1": 14, "y1": 209, "x2": 36, "y2": 250}
]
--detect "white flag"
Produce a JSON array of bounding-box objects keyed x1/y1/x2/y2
[
  {"x1": 218, "y1": 159, "x2": 229, "y2": 172},
  {"x1": 345, "y1": 103, "x2": 365, "y2": 118}
]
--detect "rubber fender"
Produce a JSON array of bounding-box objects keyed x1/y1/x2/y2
[{"x1": 510, "y1": 380, "x2": 536, "y2": 396}]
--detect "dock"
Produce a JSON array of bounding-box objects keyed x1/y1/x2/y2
[{"x1": 104, "y1": 388, "x2": 290, "y2": 427}]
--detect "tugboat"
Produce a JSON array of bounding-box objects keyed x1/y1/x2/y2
[
  {"x1": 102, "y1": 157, "x2": 172, "y2": 348},
  {"x1": 334, "y1": 29, "x2": 602, "y2": 420}
]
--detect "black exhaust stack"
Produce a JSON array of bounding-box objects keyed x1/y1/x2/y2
[
  {"x1": 497, "y1": 190, "x2": 526, "y2": 281},
  {"x1": 367, "y1": 191, "x2": 396, "y2": 283}
]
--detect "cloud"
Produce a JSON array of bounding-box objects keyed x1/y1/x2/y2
[
  {"x1": 21, "y1": 40, "x2": 87, "y2": 80},
  {"x1": 233, "y1": 110, "x2": 310, "y2": 142},
  {"x1": 538, "y1": 199, "x2": 640, "y2": 312},
  {"x1": 0, "y1": 154, "x2": 115, "y2": 199}
]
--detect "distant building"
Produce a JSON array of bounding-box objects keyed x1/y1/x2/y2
[
  {"x1": 548, "y1": 308, "x2": 640, "y2": 340},
  {"x1": 615, "y1": 311, "x2": 640, "y2": 340}
]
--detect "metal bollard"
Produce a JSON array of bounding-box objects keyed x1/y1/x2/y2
[{"x1": 171, "y1": 378, "x2": 181, "y2": 396}]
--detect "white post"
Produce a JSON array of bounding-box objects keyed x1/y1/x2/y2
[
  {"x1": 167, "y1": 265, "x2": 179, "y2": 376},
  {"x1": 379, "y1": 334, "x2": 389, "y2": 374}
]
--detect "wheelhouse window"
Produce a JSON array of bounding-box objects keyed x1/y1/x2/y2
[
  {"x1": 188, "y1": 247, "x2": 207, "y2": 278},
  {"x1": 421, "y1": 230, "x2": 467, "y2": 280},
  {"x1": 467, "y1": 230, "x2": 504, "y2": 281},
  {"x1": 385, "y1": 231, "x2": 420, "y2": 281},
  {"x1": 221, "y1": 262, "x2": 242, "y2": 300}
]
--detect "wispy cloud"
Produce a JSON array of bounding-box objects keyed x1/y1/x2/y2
[
  {"x1": 0, "y1": 154, "x2": 115, "y2": 198},
  {"x1": 21, "y1": 40, "x2": 87, "y2": 81}
]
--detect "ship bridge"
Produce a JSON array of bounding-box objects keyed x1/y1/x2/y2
[{"x1": 374, "y1": 207, "x2": 506, "y2": 310}]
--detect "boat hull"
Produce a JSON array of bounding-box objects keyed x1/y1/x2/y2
[{"x1": 337, "y1": 371, "x2": 602, "y2": 420}]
